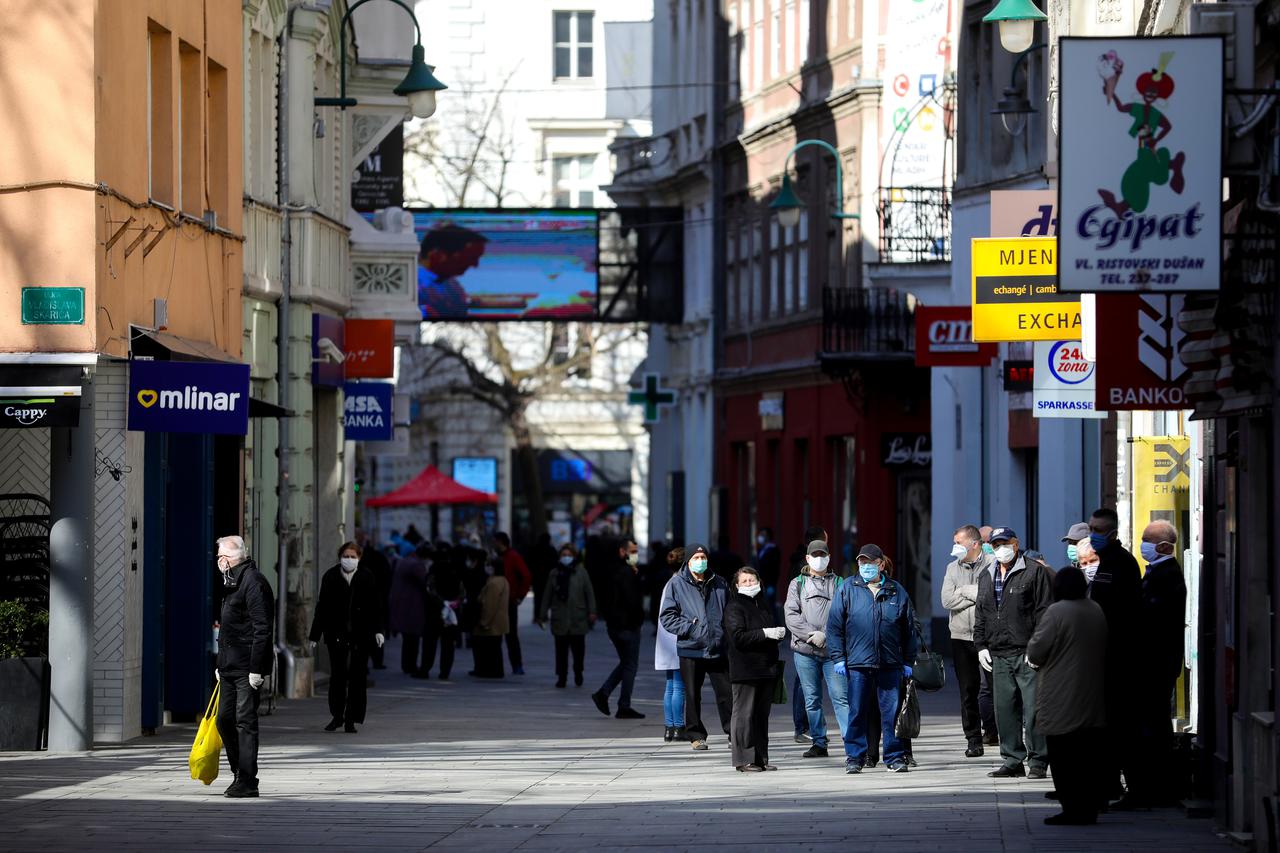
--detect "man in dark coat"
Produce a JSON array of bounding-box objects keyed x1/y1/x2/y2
[
  {"x1": 356, "y1": 529, "x2": 393, "y2": 670},
  {"x1": 310, "y1": 542, "x2": 386, "y2": 733},
  {"x1": 1086, "y1": 506, "x2": 1143, "y2": 801},
  {"x1": 213, "y1": 535, "x2": 274, "y2": 798},
  {"x1": 660, "y1": 545, "x2": 732, "y2": 750},
  {"x1": 592, "y1": 538, "x2": 647, "y2": 719}
]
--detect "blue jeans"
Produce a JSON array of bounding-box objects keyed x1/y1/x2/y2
[
  {"x1": 794, "y1": 652, "x2": 852, "y2": 749},
  {"x1": 844, "y1": 667, "x2": 905, "y2": 765},
  {"x1": 663, "y1": 669, "x2": 686, "y2": 727}
]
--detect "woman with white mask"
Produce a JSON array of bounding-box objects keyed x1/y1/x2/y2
[
  {"x1": 309, "y1": 541, "x2": 385, "y2": 732},
  {"x1": 723, "y1": 566, "x2": 786, "y2": 771}
]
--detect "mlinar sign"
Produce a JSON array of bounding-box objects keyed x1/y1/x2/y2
[
  {"x1": 128, "y1": 360, "x2": 250, "y2": 435},
  {"x1": 1058, "y1": 37, "x2": 1222, "y2": 292}
]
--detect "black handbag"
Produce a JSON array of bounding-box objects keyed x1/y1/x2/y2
[
  {"x1": 910, "y1": 623, "x2": 947, "y2": 692},
  {"x1": 895, "y1": 681, "x2": 921, "y2": 739}
]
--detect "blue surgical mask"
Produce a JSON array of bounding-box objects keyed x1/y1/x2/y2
[
  {"x1": 1089, "y1": 532, "x2": 1110, "y2": 552},
  {"x1": 981, "y1": 543, "x2": 995, "y2": 555},
  {"x1": 858, "y1": 562, "x2": 881, "y2": 582},
  {"x1": 1066, "y1": 544, "x2": 1079, "y2": 565},
  {"x1": 1139, "y1": 541, "x2": 1160, "y2": 563}
]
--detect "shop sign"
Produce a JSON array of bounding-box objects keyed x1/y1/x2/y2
[
  {"x1": 1130, "y1": 436, "x2": 1191, "y2": 572},
  {"x1": 991, "y1": 190, "x2": 1058, "y2": 238},
  {"x1": 971, "y1": 238, "x2": 1080, "y2": 342},
  {"x1": 1033, "y1": 340, "x2": 1106, "y2": 419},
  {"x1": 21, "y1": 287, "x2": 85, "y2": 325},
  {"x1": 759, "y1": 392, "x2": 784, "y2": 431},
  {"x1": 128, "y1": 360, "x2": 250, "y2": 435},
  {"x1": 343, "y1": 382, "x2": 394, "y2": 441},
  {"x1": 1094, "y1": 294, "x2": 1189, "y2": 409},
  {"x1": 1058, "y1": 37, "x2": 1222, "y2": 292},
  {"x1": 343, "y1": 319, "x2": 395, "y2": 379},
  {"x1": 1002, "y1": 360, "x2": 1034, "y2": 392},
  {"x1": 914, "y1": 306, "x2": 997, "y2": 367},
  {"x1": 881, "y1": 433, "x2": 931, "y2": 467},
  {"x1": 0, "y1": 396, "x2": 80, "y2": 428},
  {"x1": 312, "y1": 314, "x2": 345, "y2": 387}
]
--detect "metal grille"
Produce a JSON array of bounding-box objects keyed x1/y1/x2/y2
[
  {"x1": 821, "y1": 287, "x2": 915, "y2": 358},
  {"x1": 878, "y1": 186, "x2": 952, "y2": 263}
]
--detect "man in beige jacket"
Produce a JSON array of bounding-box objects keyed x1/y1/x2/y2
[{"x1": 941, "y1": 524, "x2": 996, "y2": 756}]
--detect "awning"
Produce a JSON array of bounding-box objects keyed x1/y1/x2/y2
[
  {"x1": 249, "y1": 397, "x2": 294, "y2": 419},
  {"x1": 366, "y1": 464, "x2": 498, "y2": 507},
  {"x1": 130, "y1": 327, "x2": 240, "y2": 363},
  {"x1": 0, "y1": 364, "x2": 85, "y2": 397}
]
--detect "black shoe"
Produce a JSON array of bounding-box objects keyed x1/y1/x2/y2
[
  {"x1": 224, "y1": 781, "x2": 259, "y2": 798},
  {"x1": 886, "y1": 762, "x2": 910, "y2": 773},
  {"x1": 983, "y1": 732, "x2": 1000, "y2": 746},
  {"x1": 672, "y1": 727, "x2": 686, "y2": 741},
  {"x1": 1027, "y1": 765, "x2": 1048, "y2": 779},
  {"x1": 965, "y1": 743, "x2": 984, "y2": 758},
  {"x1": 863, "y1": 754, "x2": 879, "y2": 769},
  {"x1": 906, "y1": 755, "x2": 918, "y2": 768},
  {"x1": 1044, "y1": 813, "x2": 1096, "y2": 826},
  {"x1": 591, "y1": 691, "x2": 610, "y2": 716},
  {"x1": 803, "y1": 745, "x2": 829, "y2": 758},
  {"x1": 324, "y1": 717, "x2": 342, "y2": 732},
  {"x1": 222, "y1": 775, "x2": 239, "y2": 796},
  {"x1": 616, "y1": 707, "x2": 645, "y2": 719},
  {"x1": 344, "y1": 723, "x2": 357, "y2": 733},
  {"x1": 411, "y1": 670, "x2": 430, "y2": 679},
  {"x1": 663, "y1": 727, "x2": 674, "y2": 742},
  {"x1": 438, "y1": 673, "x2": 450, "y2": 681},
  {"x1": 989, "y1": 764, "x2": 1026, "y2": 778},
  {"x1": 574, "y1": 672, "x2": 584, "y2": 687},
  {"x1": 845, "y1": 761, "x2": 863, "y2": 774},
  {"x1": 555, "y1": 677, "x2": 567, "y2": 688},
  {"x1": 736, "y1": 764, "x2": 765, "y2": 772}
]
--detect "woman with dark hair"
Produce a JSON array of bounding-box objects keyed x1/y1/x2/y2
[
  {"x1": 1027, "y1": 566, "x2": 1109, "y2": 825},
  {"x1": 723, "y1": 566, "x2": 787, "y2": 772},
  {"x1": 536, "y1": 543, "x2": 597, "y2": 687},
  {"x1": 309, "y1": 541, "x2": 385, "y2": 732}
]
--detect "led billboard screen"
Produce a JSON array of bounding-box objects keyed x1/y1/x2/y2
[{"x1": 409, "y1": 209, "x2": 598, "y2": 320}]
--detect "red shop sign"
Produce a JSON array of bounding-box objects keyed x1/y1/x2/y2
[
  {"x1": 915, "y1": 306, "x2": 998, "y2": 367},
  {"x1": 1094, "y1": 294, "x2": 1189, "y2": 410},
  {"x1": 343, "y1": 319, "x2": 395, "y2": 379}
]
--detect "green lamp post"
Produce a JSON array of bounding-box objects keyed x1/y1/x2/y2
[
  {"x1": 982, "y1": 0, "x2": 1048, "y2": 54},
  {"x1": 769, "y1": 139, "x2": 861, "y2": 229}
]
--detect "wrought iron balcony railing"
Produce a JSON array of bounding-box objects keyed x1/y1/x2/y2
[
  {"x1": 878, "y1": 186, "x2": 952, "y2": 263},
  {"x1": 821, "y1": 287, "x2": 915, "y2": 359}
]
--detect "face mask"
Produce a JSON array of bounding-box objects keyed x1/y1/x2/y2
[
  {"x1": 1139, "y1": 541, "x2": 1160, "y2": 563},
  {"x1": 807, "y1": 555, "x2": 830, "y2": 573},
  {"x1": 340, "y1": 557, "x2": 359, "y2": 573},
  {"x1": 559, "y1": 556, "x2": 575, "y2": 567},
  {"x1": 217, "y1": 556, "x2": 231, "y2": 573},
  {"x1": 626, "y1": 553, "x2": 640, "y2": 566},
  {"x1": 981, "y1": 543, "x2": 995, "y2": 555},
  {"x1": 1081, "y1": 562, "x2": 1099, "y2": 583},
  {"x1": 950, "y1": 543, "x2": 968, "y2": 560},
  {"x1": 484, "y1": 564, "x2": 497, "y2": 576},
  {"x1": 738, "y1": 585, "x2": 761, "y2": 597},
  {"x1": 994, "y1": 545, "x2": 1016, "y2": 564},
  {"x1": 1066, "y1": 544, "x2": 1079, "y2": 565},
  {"x1": 689, "y1": 558, "x2": 708, "y2": 574},
  {"x1": 1089, "y1": 532, "x2": 1111, "y2": 552},
  {"x1": 858, "y1": 562, "x2": 880, "y2": 582},
  {"x1": 756, "y1": 535, "x2": 766, "y2": 546}
]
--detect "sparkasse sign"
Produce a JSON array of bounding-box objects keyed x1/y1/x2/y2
[
  {"x1": 1033, "y1": 340, "x2": 1106, "y2": 419},
  {"x1": 971, "y1": 237, "x2": 1081, "y2": 342},
  {"x1": 914, "y1": 306, "x2": 997, "y2": 367}
]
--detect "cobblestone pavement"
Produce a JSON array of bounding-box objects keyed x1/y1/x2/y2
[{"x1": 0, "y1": 603, "x2": 1233, "y2": 852}]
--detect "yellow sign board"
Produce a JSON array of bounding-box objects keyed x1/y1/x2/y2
[
  {"x1": 970, "y1": 237, "x2": 1081, "y2": 342},
  {"x1": 1131, "y1": 436, "x2": 1191, "y2": 574}
]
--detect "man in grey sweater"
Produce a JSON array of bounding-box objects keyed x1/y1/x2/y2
[
  {"x1": 941, "y1": 524, "x2": 996, "y2": 757},
  {"x1": 783, "y1": 540, "x2": 851, "y2": 759}
]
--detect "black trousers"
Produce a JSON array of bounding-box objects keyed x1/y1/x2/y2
[
  {"x1": 422, "y1": 625, "x2": 458, "y2": 678},
  {"x1": 978, "y1": 667, "x2": 998, "y2": 736},
  {"x1": 327, "y1": 640, "x2": 369, "y2": 724},
  {"x1": 1047, "y1": 728, "x2": 1103, "y2": 822},
  {"x1": 730, "y1": 678, "x2": 774, "y2": 767},
  {"x1": 215, "y1": 674, "x2": 261, "y2": 787},
  {"x1": 679, "y1": 656, "x2": 733, "y2": 741},
  {"x1": 554, "y1": 634, "x2": 585, "y2": 678},
  {"x1": 1128, "y1": 671, "x2": 1179, "y2": 801},
  {"x1": 401, "y1": 632, "x2": 423, "y2": 674},
  {"x1": 370, "y1": 642, "x2": 385, "y2": 669},
  {"x1": 506, "y1": 600, "x2": 523, "y2": 670},
  {"x1": 952, "y1": 639, "x2": 985, "y2": 742},
  {"x1": 471, "y1": 635, "x2": 504, "y2": 677}
]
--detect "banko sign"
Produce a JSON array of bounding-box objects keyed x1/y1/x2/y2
[
  {"x1": 914, "y1": 306, "x2": 997, "y2": 367},
  {"x1": 128, "y1": 360, "x2": 250, "y2": 435}
]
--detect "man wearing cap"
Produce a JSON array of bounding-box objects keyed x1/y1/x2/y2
[
  {"x1": 1061, "y1": 522, "x2": 1091, "y2": 569},
  {"x1": 973, "y1": 527, "x2": 1054, "y2": 779},
  {"x1": 941, "y1": 524, "x2": 996, "y2": 757},
  {"x1": 784, "y1": 539, "x2": 852, "y2": 759}
]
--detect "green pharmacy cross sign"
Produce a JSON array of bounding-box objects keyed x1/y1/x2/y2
[{"x1": 628, "y1": 373, "x2": 676, "y2": 424}]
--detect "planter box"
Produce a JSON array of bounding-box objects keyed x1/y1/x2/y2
[{"x1": 0, "y1": 657, "x2": 50, "y2": 751}]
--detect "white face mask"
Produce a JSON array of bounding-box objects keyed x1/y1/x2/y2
[
  {"x1": 626, "y1": 552, "x2": 640, "y2": 566},
  {"x1": 340, "y1": 557, "x2": 359, "y2": 573},
  {"x1": 757, "y1": 534, "x2": 767, "y2": 546},
  {"x1": 994, "y1": 545, "x2": 1016, "y2": 565},
  {"x1": 559, "y1": 555, "x2": 575, "y2": 567},
  {"x1": 806, "y1": 555, "x2": 829, "y2": 573},
  {"x1": 950, "y1": 543, "x2": 968, "y2": 560},
  {"x1": 738, "y1": 585, "x2": 761, "y2": 597},
  {"x1": 1081, "y1": 562, "x2": 1100, "y2": 583}
]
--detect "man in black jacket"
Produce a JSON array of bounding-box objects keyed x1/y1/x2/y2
[
  {"x1": 213, "y1": 535, "x2": 275, "y2": 798},
  {"x1": 310, "y1": 542, "x2": 386, "y2": 733},
  {"x1": 592, "y1": 538, "x2": 646, "y2": 719},
  {"x1": 973, "y1": 527, "x2": 1054, "y2": 779}
]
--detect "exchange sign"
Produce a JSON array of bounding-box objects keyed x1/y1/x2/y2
[{"x1": 971, "y1": 237, "x2": 1081, "y2": 342}]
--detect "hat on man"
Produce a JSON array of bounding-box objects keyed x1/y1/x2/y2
[
  {"x1": 989, "y1": 527, "x2": 1017, "y2": 543},
  {"x1": 856, "y1": 543, "x2": 884, "y2": 562},
  {"x1": 1061, "y1": 522, "x2": 1091, "y2": 543},
  {"x1": 807, "y1": 540, "x2": 829, "y2": 556}
]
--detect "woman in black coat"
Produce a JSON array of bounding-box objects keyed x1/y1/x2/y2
[
  {"x1": 722, "y1": 566, "x2": 787, "y2": 771},
  {"x1": 309, "y1": 541, "x2": 385, "y2": 733}
]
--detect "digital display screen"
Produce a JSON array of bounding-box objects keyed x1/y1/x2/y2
[
  {"x1": 452, "y1": 456, "x2": 498, "y2": 495},
  {"x1": 409, "y1": 209, "x2": 598, "y2": 320}
]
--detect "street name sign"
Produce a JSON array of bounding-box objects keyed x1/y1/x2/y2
[
  {"x1": 21, "y1": 287, "x2": 85, "y2": 325},
  {"x1": 971, "y1": 237, "x2": 1081, "y2": 342}
]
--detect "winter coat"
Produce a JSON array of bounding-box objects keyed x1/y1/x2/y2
[
  {"x1": 826, "y1": 575, "x2": 918, "y2": 670},
  {"x1": 1089, "y1": 538, "x2": 1142, "y2": 654},
  {"x1": 659, "y1": 552, "x2": 730, "y2": 659},
  {"x1": 309, "y1": 565, "x2": 384, "y2": 647},
  {"x1": 605, "y1": 563, "x2": 646, "y2": 631},
  {"x1": 217, "y1": 559, "x2": 275, "y2": 677},
  {"x1": 940, "y1": 552, "x2": 994, "y2": 642},
  {"x1": 723, "y1": 591, "x2": 781, "y2": 682},
  {"x1": 1026, "y1": 598, "x2": 1109, "y2": 736},
  {"x1": 654, "y1": 582, "x2": 681, "y2": 671},
  {"x1": 389, "y1": 554, "x2": 429, "y2": 635},
  {"x1": 502, "y1": 548, "x2": 533, "y2": 602},
  {"x1": 1139, "y1": 557, "x2": 1187, "y2": 683},
  {"x1": 475, "y1": 575, "x2": 510, "y2": 637},
  {"x1": 537, "y1": 563, "x2": 596, "y2": 636},
  {"x1": 973, "y1": 554, "x2": 1054, "y2": 657},
  {"x1": 784, "y1": 571, "x2": 844, "y2": 659}
]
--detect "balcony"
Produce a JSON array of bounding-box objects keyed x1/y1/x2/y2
[
  {"x1": 878, "y1": 186, "x2": 952, "y2": 264},
  {"x1": 820, "y1": 287, "x2": 915, "y2": 363},
  {"x1": 289, "y1": 210, "x2": 351, "y2": 312}
]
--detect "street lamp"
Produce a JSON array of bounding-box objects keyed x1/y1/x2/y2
[
  {"x1": 769, "y1": 139, "x2": 861, "y2": 229},
  {"x1": 982, "y1": 0, "x2": 1047, "y2": 55},
  {"x1": 314, "y1": 0, "x2": 447, "y2": 119}
]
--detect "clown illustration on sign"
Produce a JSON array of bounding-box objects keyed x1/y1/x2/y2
[{"x1": 1095, "y1": 50, "x2": 1187, "y2": 219}]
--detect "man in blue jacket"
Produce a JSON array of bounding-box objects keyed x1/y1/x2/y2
[
  {"x1": 659, "y1": 544, "x2": 732, "y2": 751},
  {"x1": 827, "y1": 544, "x2": 918, "y2": 774}
]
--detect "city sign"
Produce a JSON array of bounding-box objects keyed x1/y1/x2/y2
[
  {"x1": 128, "y1": 360, "x2": 250, "y2": 435},
  {"x1": 21, "y1": 287, "x2": 85, "y2": 325},
  {"x1": 1033, "y1": 340, "x2": 1106, "y2": 419},
  {"x1": 971, "y1": 237, "x2": 1080, "y2": 342},
  {"x1": 343, "y1": 381, "x2": 394, "y2": 441},
  {"x1": 1094, "y1": 294, "x2": 1189, "y2": 410},
  {"x1": 1058, "y1": 37, "x2": 1223, "y2": 292},
  {"x1": 914, "y1": 306, "x2": 997, "y2": 367},
  {"x1": 0, "y1": 396, "x2": 81, "y2": 428}
]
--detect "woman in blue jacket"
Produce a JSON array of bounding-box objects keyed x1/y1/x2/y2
[{"x1": 827, "y1": 544, "x2": 918, "y2": 774}]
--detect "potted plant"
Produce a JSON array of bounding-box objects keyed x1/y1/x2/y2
[{"x1": 0, "y1": 599, "x2": 51, "y2": 751}]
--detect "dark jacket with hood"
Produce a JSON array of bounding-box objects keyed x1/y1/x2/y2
[
  {"x1": 723, "y1": 588, "x2": 781, "y2": 681},
  {"x1": 309, "y1": 564, "x2": 384, "y2": 647},
  {"x1": 974, "y1": 553, "x2": 1054, "y2": 657},
  {"x1": 826, "y1": 572, "x2": 918, "y2": 670},
  {"x1": 659, "y1": 545, "x2": 730, "y2": 659},
  {"x1": 218, "y1": 558, "x2": 275, "y2": 676}
]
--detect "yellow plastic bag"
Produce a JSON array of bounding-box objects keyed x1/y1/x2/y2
[{"x1": 189, "y1": 683, "x2": 222, "y2": 785}]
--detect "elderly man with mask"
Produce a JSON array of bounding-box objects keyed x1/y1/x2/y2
[
  {"x1": 973, "y1": 527, "x2": 1054, "y2": 779},
  {"x1": 784, "y1": 539, "x2": 852, "y2": 759},
  {"x1": 213, "y1": 535, "x2": 275, "y2": 798},
  {"x1": 660, "y1": 545, "x2": 732, "y2": 751},
  {"x1": 941, "y1": 524, "x2": 997, "y2": 757}
]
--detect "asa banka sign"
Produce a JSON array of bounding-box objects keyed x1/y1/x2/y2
[{"x1": 343, "y1": 382, "x2": 394, "y2": 441}]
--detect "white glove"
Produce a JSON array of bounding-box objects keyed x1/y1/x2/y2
[
  {"x1": 248, "y1": 673, "x2": 265, "y2": 690},
  {"x1": 978, "y1": 649, "x2": 993, "y2": 673},
  {"x1": 1025, "y1": 653, "x2": 1039, "y2": 671},
  {"x1": 309, "y1": 640, "x2": 317, "y2": 652},
  {"x1": 763, "y1": 626, "x2": 786, "y2": 640},
  {"x1": 214, "y1": 669, "x2": 220, "y2": 683},
  {"x1": 808, "y1": 630, "x2": 826, "y2": 648},
  {"x1": 375, "y1": 633, "x2": 385, "y2": 648}
]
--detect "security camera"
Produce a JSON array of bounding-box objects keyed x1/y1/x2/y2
[{"x1": 315, "y1": 337, "x2": 346, "y2": 364}]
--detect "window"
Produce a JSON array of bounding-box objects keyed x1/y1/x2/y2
[
  {"x1": 551, "y1": 155, "x2": 597, "y2": 207},
  {"x1": 247, "y1": 31, "x2": 278, "y2": 201},
  {"x1": 553, "y1": 11, "x2": 594, "y2": 79},
  {"x1": 147, "y1": 23, "x2": 173, "y2": 204},
  {"x1": 179, "y1": 41, "x2": 202, "y2": 213},
  {"x1": 771, "y1": 8, "x2": 781, "y2": 79},
  {"x1": 785, "y1": 1, "x2": 795, "y2": 71},
  {"x1": 206, "y1": 59, "x2": 229, "y2": 218},
  {"x1": 797, "y1": 211, "x2": 809, "y2": 310},
  {"x1": 751, "y1": 2, "x2": 763, "y2": 90}
]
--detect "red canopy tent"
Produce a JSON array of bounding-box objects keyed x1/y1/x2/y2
[{"x1": 365, "y1": 464, "x2": 498, "y2": 507}]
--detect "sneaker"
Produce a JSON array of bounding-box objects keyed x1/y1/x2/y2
[
  {"x1": 616, "y1": 707, "x2": 645, "y2": 720},
  {"x1": 845, "y1": 761, "x2": 863, "y2": 774},
  {"x1": 906, "y1": 756, "x2": 918, "y2": 768},
  {"x1": 324, "y1": 717, "x2": 342, "y2": 732},
  {"x1": 886, "y1": 762, "x2": 909, "y2": 773},
  {"x1": 1027, "y1": 765, "x2": 1048, "y2": 780},
  {"x1": 988, "y1": 764, "x2": 1026, "y2": 778},
  {"x1": 793, "y1": 732, "x2": 812, "y2": 744},
  {"x1": 965, "y1": 743, "x2": 984, "y2": 758},
  {"x1": 863, "y1": 755, "x2": 879, "y2": 769},
  {"x1": 224, "y1": 781, "x2": 259, "y2": 798},
  {"x1": 802, "y1": 745, "x2": 829, "y2": 758},
  {"x1": 691, "y1": 739, "x2": 709, "y2": 751},
  {"x1": 591, "y1": 691, "x2": 611, "y2": 716}
]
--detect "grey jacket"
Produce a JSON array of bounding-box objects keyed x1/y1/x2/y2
[
  {"x1": 784, "y1": 571, "x2": 843, "y2": 658},
  {"x1": 940, "y1": 552, "x2": 994, "y2": 642}
]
